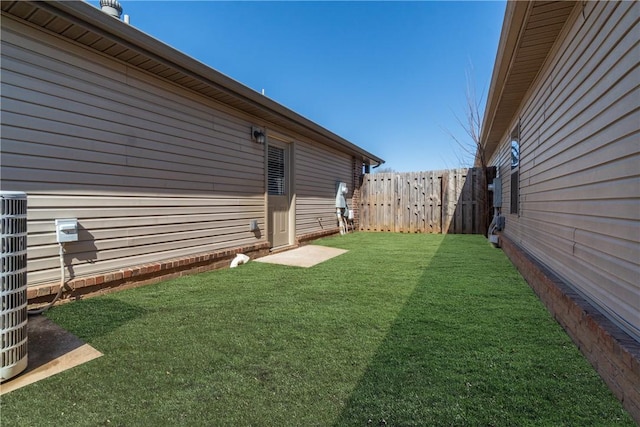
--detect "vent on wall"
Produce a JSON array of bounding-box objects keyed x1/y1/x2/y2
[{"x1": 1, "y1": 191, "x2": 28, "y2": 382}]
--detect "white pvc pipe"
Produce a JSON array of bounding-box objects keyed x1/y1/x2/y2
[
  {"x1": 29, "y1": 243, "x2": 66, "y2": 315},
  {"x1": 230, "y1": 253, "x2": 250, "y2": 268}
]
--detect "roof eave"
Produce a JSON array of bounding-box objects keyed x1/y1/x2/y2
[
  {"x1": 8, "y1": 0, "x2": 384, "y2": 166},
  {"x1": 479, "y1": 1, "x2": 578, "y2": 161},
  {"x1": 479, "y1": 1, "x2": 531, "y2": 161}
]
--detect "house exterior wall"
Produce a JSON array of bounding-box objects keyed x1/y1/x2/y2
[
  {"x1": 488, "y1": 1, "x2": 639, "y2": 340},
  {"x1": 294, "y1": 140, "x2": 353, "y2": 236},
  {"x1": 1, "y1": 13, "x2": 362, "y2": 289}
]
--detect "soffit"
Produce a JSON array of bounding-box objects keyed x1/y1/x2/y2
[
  {"x1": 1, "y1": 1, "x2": 384, "y2": 166},
  {"x1": 481, "y1": 1, "x2": 578, "y2": 160}
]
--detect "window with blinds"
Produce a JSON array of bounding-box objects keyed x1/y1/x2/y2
[{"x1": 268, "y1": 145, "x2": 286, "y2": 196}]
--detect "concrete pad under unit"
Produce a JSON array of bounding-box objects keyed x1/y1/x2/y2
[
  {"x1": 255, "y1": 245, "x2": 348, "y2": 268},
  {"x1": 0, "y1": 315, "x2": 102, "y2": 395}
]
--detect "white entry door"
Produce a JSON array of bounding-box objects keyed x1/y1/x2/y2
[{"x1": 267, "y1": 141, "x2": 291, "y2": 248}]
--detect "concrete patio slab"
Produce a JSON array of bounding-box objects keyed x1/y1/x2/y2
[
  {"x1": 255, "y1": 245, "x2": 348, "y2": 268},
  {"x1": 0, "y1": 315, "x2": 102, "y2": 395}
]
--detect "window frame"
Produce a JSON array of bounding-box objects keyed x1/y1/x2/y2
[{"x1": 509, "y1": 123, "x2": 520, "y2": 215}]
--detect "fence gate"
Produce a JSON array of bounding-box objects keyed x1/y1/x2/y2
[{"x1": 359, "y1": 168, "x2": 486, "y2": 234}]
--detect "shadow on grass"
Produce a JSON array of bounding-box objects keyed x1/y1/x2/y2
[
  {"x1": 46, "y1": 297, "x2": 148, "y2": 341},
  {"x1": 332, "y1": 235, "x2": 632, "y2": 426}
]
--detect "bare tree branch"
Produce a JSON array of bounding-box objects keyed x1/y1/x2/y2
[
  {"x1": 443, "y1": 61, "x2": 493, "y2": 235},
  {"x1": 374, "y1": 167, "x2": 397, "y2": 174}
]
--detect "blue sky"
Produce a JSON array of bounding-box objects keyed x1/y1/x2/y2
[{"x1": 89, "y1": 1, "x2": 506, "y2": 172}]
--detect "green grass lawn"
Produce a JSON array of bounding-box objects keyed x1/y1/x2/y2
[{"x1": 2, "y1": 234, "x2": 633, "y2": 426}]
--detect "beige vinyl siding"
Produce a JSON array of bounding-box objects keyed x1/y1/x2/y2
[
  {"x1": 489, "y1": 1, "x2": 640, "y2": 339},
  {"x1": 1, "y1": 16, "x2": 267, "y2": 286},
  {"x1": 295, "y1": 140, "x2": 352, "y2": 235}
]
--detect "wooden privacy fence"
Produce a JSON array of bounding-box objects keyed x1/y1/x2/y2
[{"x1": 359, "y1": 168, "x2": 486, "y2": 234}]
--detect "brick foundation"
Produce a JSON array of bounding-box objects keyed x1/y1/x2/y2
[
  {"x1": 499, "y1": 233, "x2": 640, "y2": 423},
  {"x1": 28, "y1": 229, "x2": 347, "y2": 308},
  {"x1": 28, "y1": 241, "x2": 271, "y2": 307},
  {"x1": 297, "y1": 227, "x2": 341, "y2": 244}
]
